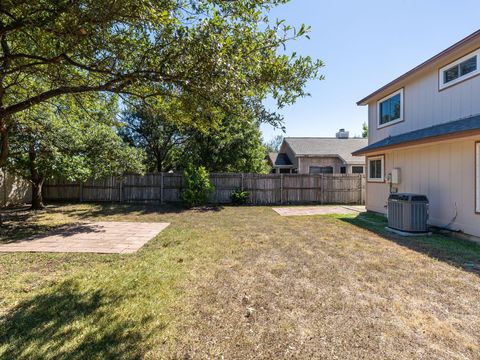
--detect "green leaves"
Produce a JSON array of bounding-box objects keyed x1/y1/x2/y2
[
  {"x1": 180, "y1": 163, "x2": 215, "y2": 208},
  {"x1": 0, "y1": 0, "x2": 322, "y2": 125},
  {"x1": 7, "y1": 94, "x2": 145, "y2": 185}
]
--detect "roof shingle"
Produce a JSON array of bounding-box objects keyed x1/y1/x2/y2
[
  {"x1": 352, "y1": 114, "x2": 480, "y2": 155},
  {"x1": 284, "y1": 138, "x2": 367, "y2": 164}
]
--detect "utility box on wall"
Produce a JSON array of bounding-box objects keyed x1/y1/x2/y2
[{"x1": 391, "y1": 168, "x2": 401, "y2": 184}]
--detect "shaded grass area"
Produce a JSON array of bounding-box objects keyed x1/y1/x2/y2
[
  {"x1": 0, "y1": 203, "x2": 234, "y2": 359},
  {"x1": 335, "y1": 212, "x2": 480, "y2": 274},
  {"x1": 1, "y1": 204, "x2": 480, "y2": 359}
]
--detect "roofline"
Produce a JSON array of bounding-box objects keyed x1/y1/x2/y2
[
  {"x1": 352, "y1": 127, "x2": 480, "y2": 156},
  {"x1": 357, "y1": 29, "x2": 480, "y2": 106},
  {"x1": 283, "y1": 137, "x2": 367, "y2": 140}
]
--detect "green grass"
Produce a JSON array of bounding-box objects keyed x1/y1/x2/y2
[
  {"x1": 1, "y1": 204, "x2": 480, "y2": 359},
  {"x1": 335, "y1": 212, "x2": 480, "y2": 270},
  {"x1": 0, "y1": 204, "x2": 244, "y2": 359}
]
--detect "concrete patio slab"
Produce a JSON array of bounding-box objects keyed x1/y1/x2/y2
[
  {"x1": 0, "y1": 221, "x2": 169, "y2": 254},
  {"x1": 272, "y1": 205, "x2": 366, "y2": 216}
]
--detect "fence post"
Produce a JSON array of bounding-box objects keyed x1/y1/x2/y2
[
  {"x1": 160, "y1": 172, "x2": 164, "y2": 204},
  {"x1": 241, "y1": 173, "x2": 244, "y2": 192},
  {"x1": 360, "y1": 175, "x2": 365, "y2": 205},
  {"x1": 79, "y1": 182, "x2": 83, "y2": 202},
  {"x1": 280, "y1": 174, "x2": 283, "y2": 204},
  {"x1": 119, "y1": 177, "x2": 123, "y2": 203},
  {"x1": 320, "y1": 175, "x2": 324, "y2": 205}
]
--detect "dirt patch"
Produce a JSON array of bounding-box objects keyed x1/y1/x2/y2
[{"x1": 272, "y1": 205, "x2": 365, "y2": 216}]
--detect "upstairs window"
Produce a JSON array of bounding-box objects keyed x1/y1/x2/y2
[
  {"x1": 377, "y1": 89, "x2": 403, "y2": 128},
  {"x1": 439, "y1": 50, "x2": 480, "y2": 89}
]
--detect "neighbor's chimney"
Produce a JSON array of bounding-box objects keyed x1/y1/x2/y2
[{"x1": 336, "y1": 128, "x2": 349, "y2": 139}]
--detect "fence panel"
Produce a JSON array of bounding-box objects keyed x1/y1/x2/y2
[
  {"x1": 209, "y1": 173, "x2": 242, "y2": 203},
  {"x1": 82, "y1": 177, "x2": 121, "y2": 202},
  {"x1": 44, "y1": 173, "x2": 365, "y2": 205},
  {"x1": 43, "y1": 178, "x2": 80, "y2": 201}
]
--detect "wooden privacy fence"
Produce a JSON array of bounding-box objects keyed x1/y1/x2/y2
[{"x1": 44, "y1": 173, "x2": 366, "y2": 205}]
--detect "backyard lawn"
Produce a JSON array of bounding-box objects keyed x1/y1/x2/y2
[{"x1": 1, "y1": 204, "x2": 480, "y2": 359}]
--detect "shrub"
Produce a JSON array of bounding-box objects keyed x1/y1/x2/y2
[
  {"x1": 230, "y1": 190, "x2": 249, "y2": 205},
  {"x1": 181, "y1": 164, "x2": 215, "y2": 207}
]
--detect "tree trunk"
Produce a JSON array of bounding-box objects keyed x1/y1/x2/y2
[
  {"x1": 0, "y1": 121, "x2": 9, "y2": 168},
  {"x1": 28, "y1": 147, "x2": 45, "y2": 210},
  {"x1": 31, "y1": 178, "x2": 45, "y2": 210}
]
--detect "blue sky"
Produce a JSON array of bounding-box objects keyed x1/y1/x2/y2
[{"x1": 261, "y1": 0, "x2": 480, "y2": 140}]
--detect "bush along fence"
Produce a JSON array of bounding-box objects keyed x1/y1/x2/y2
[{"x1": 43, "y1": 173, "x2": 366, "y2": 205}]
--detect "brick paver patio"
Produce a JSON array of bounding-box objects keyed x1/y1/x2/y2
[
  {"x1": 272, "y1": 205, "x2": 366, "y2": 216},
  {"x1": 0, "y1": 221, "x2": 169, "y2": 254}
]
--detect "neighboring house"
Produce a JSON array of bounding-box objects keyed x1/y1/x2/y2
[
  {"x1": 268, "y1": 129, "x2": 367, "y2": 174},
  {"x1": 353, "y1": 30, "x2": 480, "y2": 238}
]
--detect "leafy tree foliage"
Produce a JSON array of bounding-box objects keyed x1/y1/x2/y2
[
  {"x1": 0, "y1": 0, "x2": 322, "y2": 166},
  {"x1": 120, "y1": 101, "x2": 269, "y2": 173},
  {"x1": 362, "y1": 122, "x2": 368, "y2": 138},
  {"x1": 180, "y1": 115, "x2": 269, "y2": 173},
  {"x1": 119, "y1": 103, "x2": 184, "y2": 173},
  {"x1": 264, "y1": 134, "x2": 284, "y2": 153},
  {"x1": 7, "y1": 95, "x2": 144, "y2": 209}
]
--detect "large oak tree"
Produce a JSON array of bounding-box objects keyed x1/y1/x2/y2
[{"x1": 0, "y1": 0, "x2": 322, "y2": 167}]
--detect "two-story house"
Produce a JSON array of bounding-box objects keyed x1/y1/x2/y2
[
  {"x1": 268, "y1": 129, "x2": 367, "y2": 174},
  {"x1": 353, "y1": 30, "x2": 480, "y2": 238}
]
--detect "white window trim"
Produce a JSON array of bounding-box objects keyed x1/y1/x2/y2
[
  {"x1": 476, "y1": 143, "x2": 480, "y2": 213},
  {"x1": 377, "y1": 89, "x2": 404, "y2": 129},
  {"x1": 367, "y1": 155, "x2": 384, "y2": 182},
  {"x1": 439, "y1": 49, "x2": 480, "y2": 90}
]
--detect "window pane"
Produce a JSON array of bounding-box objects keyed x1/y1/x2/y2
[
  {"x1": 309, "y1": 166, "x2": 333, "y2": 174},
  {"x1": 379, "y1": 94, "x2": 401, "y2": 125},
  {"x1": 392, "y1": 94, "x2": 401, "y2": 120},
  {"x1": 379, "y1": 99, "x2": 391, "y2": 125},
  {"x1": 352, "y1": 166, "x2": 363, "y2": 174},
  {"x1": 369, "y1": 159, "x2": 381, "y2": 179},
  {"x1": 340, "y1": 166, "x2": 346, "y2": 174},
  {"x1": 460, "y1": 56, "x2": 477, "y2": 76},
  {"x1": 444, "y1": 65, "x2": 459, "y2": 83}
]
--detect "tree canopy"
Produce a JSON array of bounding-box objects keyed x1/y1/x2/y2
[
  {"x1": 264, "y1": 134, "x2": 284, "y2": 153},
  {"x1": 0, "y1": 0, "x2": 322, "y2": 166},
  {"x1": 120, "y1": 100, "x2": 269, "y2": 173},
  {"x1": 7, "y1": 94, "x2": 144, "y2": 208}
]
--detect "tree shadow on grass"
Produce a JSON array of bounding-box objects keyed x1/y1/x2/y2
[
  {"x1": 0, "y1": 207, "x2": 66, "y2": 243},
  {"x1": 46, "y1": 202, "x2": 224, "y2": 219},
  {"x1": 338, "y1": 212, "x2": 480, "y2": 276},
  {"x1": 0, "y1": 202, "x2": 224, "y2": 243},
  {"x1": 0, "y1": 279, "x2": 158, "y2": 359}
]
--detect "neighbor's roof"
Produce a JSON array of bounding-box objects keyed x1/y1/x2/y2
[
  {"x1": 284, "y1": 137, "x2": 367, "y2": 164},
  {"x1": 357, "y1": 29, "x2": 480, "y2": 106},
  {"x1": 268, "y1": 152, "x2": 293, "y2": 167},
  {"x1": 352, "y1": 114, "x2": 480, "y2": 156}
]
